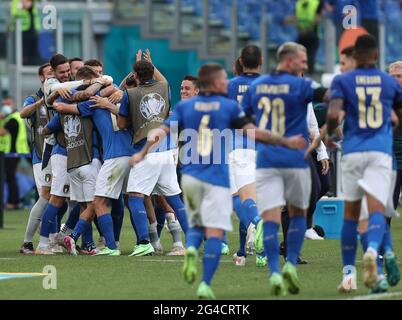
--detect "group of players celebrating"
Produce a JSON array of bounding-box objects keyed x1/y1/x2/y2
[{"x1": 18, "y1": 33, "x2": 401, "y2": 299}]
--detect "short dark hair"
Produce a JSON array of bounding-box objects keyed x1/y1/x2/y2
[
  {"x1": 50, "y1": 54, "x2": 68, "y2": 69},
  {"x1": 340, "y1": 46, "x2": 354, "y2": 57},
  {"x1": 68, "y1": 57, "x2": 83, "y2": 64},
  {"x1": 354, "y1": 34, "x2": 378, "y2": 61},
  {"x1": 234, "y1": 58, "x2": 243, "y2": 76},
  {"x1": 197, "y1": 64, "x2": 224, "y2": 89},
  {"x1": 133, "y1": 60, "x2": 154, "y2": 83},
  {"x1": 38, "y1": 62, "x2": 51, "y2": 76},
  {"x1": 75, "y1": 66, "x2": 99, "y2": 80},
  {"x1": 240, "y1": 45, "x2": 262, "y2": 69},
  {"x1": 84, "y1": 59, "x2": 103, "y2": 67},
  {"x1": 182, "y1": 75, "x2": 199, "y2": 88}
]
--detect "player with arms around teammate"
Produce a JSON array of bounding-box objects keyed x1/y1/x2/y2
[
  {"x1": 326, "y1": 35, "x2": 402, "y2": 291},
  {"x1": 244, "y1": 43, "x2": 315, "y2": 296},
  {"x1": 130, "y1": 64, "x2": 306, "y2": 299},
  {"x1": 19, "y1": 63, "x2": 54, "y2": 253}
]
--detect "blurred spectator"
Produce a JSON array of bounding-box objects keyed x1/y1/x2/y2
[
  {"x1": 0, "y1": 96, "x2": 30, "y2": 209},
  {"x1": 294, "y1": 0, "x2": 324, "y2": 74},
  {"x1": 358, "y1": 0, "x2": 379, "y2": 43},
  {"x1": 10, "y1": 0, "x2": 41, "y2": 65}
]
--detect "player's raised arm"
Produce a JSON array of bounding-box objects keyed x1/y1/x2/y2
[{"x1": 20, "y1": 96, "x2": 44, "y2": 119}]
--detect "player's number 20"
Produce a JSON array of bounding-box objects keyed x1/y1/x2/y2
[
  {"x1": 258, "y1": 97, "x2": 285, "y2": 136},
  {"x1": 356, "y1": 86, "x2": 383, "y2": 129}
]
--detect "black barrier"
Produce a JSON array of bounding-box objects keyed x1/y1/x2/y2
[{"x1": 0, "y1": 151, "x2": 4, "y2": 228}]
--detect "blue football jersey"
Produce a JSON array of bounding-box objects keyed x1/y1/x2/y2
[
  {"x1": 78, "y1": 99, "x2": 134, "y2": 160},
  {"x1": 24, "y1": 92, "x2": 43, "y2": 165},
  {"x1": 46, "y1": 113, "x2": 67, "y2": 157},
  {"x1": 330, "y1": 67, "x2": 402, "y2": 155},
  {"x1": 228, "y1": 73, "x2": 260, "y2": 150},
  {"x1": 242, "y1": 71, "x2": 313, "y2": 169},
  {"x1": 164, "y1": 93, "x2": 246, "y2": 188}
]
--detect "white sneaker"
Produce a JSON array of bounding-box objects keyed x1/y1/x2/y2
[
  {"x1": 166, "y1": 245, "x2": 185, "y2": 256},
  {"x1": 337, "y1": 266, "x2": 357, "y2": 293},
  {"x1": 233, "y1": 253, "x2": 246, "y2": 266},
  {"x1": 35, "y1": 245, "x2": 55, "y2": 255},
  {"x1": 305, "y1": 228, "x2": 324, "y2": 240},
  {"x1": 246, "y1": 223, "x2": 256, "y2": 255},
  {"x1": 152, "y1": 242, "x2": 164, "y2": 255},
  {"x1": 96, "y1": 236, "x2": 106, "y2": 249}
]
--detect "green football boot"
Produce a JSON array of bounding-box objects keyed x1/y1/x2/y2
[
  {"x1": 282, "y1": 262, "x2": 301, "y2": 294},
  {"x1": 369, "y1": 277, "x2": 389, "y2": 294},
  {"x1": 254, "y1": 220, "x2": 264, "y2": 254},
  {"x1": 269, "y1": 272, "x2": 287, "y2": 297},
  {"x1": 256, "y1": 254, "x2": 267, "y2": 268},
  {"x1": 197, "y1": 281, "x2": 216, "y2": 300},
  {"x1": 384, "y1": 251, "x2": 401, "y2": 287},
  {"x1": 183, "y1": 246, "x2": 198, "y2": 284},
  {"x1": 129, "y1": 243, "x2": 155, "y2": 257},
  {"x1": 94, "y1": 247, "x2": 121, "y2": 256},
  {"x1": 221, "y1": 243, "x2": 230, "y2": 255}
]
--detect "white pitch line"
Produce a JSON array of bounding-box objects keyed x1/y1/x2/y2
[
  {"x1": 128, "y1": 259, "x2": 235, "y2": 263},
  {"x1": 0, "y1": 258, "x2": 17, "y2": 260},
  {"x1": 345, "y1": 291, "x2": 402, "y2": 300}
]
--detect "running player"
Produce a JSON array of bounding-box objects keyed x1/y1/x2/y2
[
  {"x1": 244, "y1": 42, "x2": 314, "y2": 296},
  {"x1": 325, "y1": 35, "x2": 402, "y2": 291},
  {"x1": 227, "y1": 45, "x2": 265, "y2": 267},
  {"x1": 130, "y1": 63, "x2": 306, "y2": 299}
]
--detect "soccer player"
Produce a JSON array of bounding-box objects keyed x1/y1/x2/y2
[
  {"x1": 118, "y1": 56, "x2": 188, "y2": 257},
  {"x1": 180, "y1": 75, "x2": 199, "y2": 100},
  {"x1": 243, "y1": 42, "x2": 314, "y2": 296},
  {"x1": 325, "y1": 35, "x2": 402, "y2": 291},
  {"x1": 84, "y1": 59, "x2": 103, "y2": 76},
  {"x1": 69, "y1": 57, "x2": 84, "y2": 80},
  {"x1": 130, "y1": 63, "x2": 306, "y2": 299},
  {"x1": 227, "y1": 45, "x2": 265, "y2": 267},
  {"x1": 19, "y1": 63, "x2": 54, "y2": 253},
  {"x1": 37, "y1": 54, "x2": 109, "y2": 254}
]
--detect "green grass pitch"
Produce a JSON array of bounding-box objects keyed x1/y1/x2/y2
[{"x1": 0, "y1": 208, "x2": 401, "y2": 300}]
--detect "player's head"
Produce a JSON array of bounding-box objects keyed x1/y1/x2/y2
[
  {"x1": 133, "y1": 60, "x2": 154, "y2": 84},
  {"x1": 240, "y1": 45, "x2": 262, "y2": 71},
  {"x1": 389, "y1": 61, "x2": 402, "y2": 87},
  {"x1": 84, "y1": 59, "x2": 103, "y2": 76},
  {"x1": 339, "y1": 46, "x2": 356, "y2": 73},
  {"x1": 75, "y1": 66, "x2": 99, "y2": 81},
  {"x1": 233, "y1": 57, "x2": 243, "y2": 76},
  {"x1": 353, "y1": 34, "x2": 378, "y2": 66},
  {"x1": 180, "y1": 75, "x2": 199, "y2": 100},
  {"x1": 69, "y1": 57, "x2": 84, "y2": 80},
  {"x1": 276, "y1": 42, "x2": 308, "y2": 76},
  {"x1": 198, "y1": 64, "x2": 228, "y2": 95},
  {"x1": 50, "y1": 53, "x2": 70, "y2": 83},
  {"x1": 38, "y1": 62, "x2": 53, "y2": 84}
]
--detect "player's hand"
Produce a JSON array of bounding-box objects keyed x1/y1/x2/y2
[
  {"x1": 89, "y1": 96, "x2": 110, "y2": 109},
  {"x1": 129, "y1": 152, "x2": 145, "y2": 167},
  {"x1": 108, "y1": 90, "x2": 123, "y2": 104},
  {"x1": 143, "y1": 49, "x2": 152, "y2": 64},
  {"x1": 320, "y1": 159, "x2": 330, "y2": 175},
  {"x1": 136, "y1": 49, "x2": 143, "y2": 62},
  {"x1": 285, "y1": 134, "x2": 307, "y2": 150},
  {"x1": 56, "y1": 88, "x2": 71, "y2": 100},
  {"x1": 53, "y1": 101, "x2": 65, "y2": 112}
]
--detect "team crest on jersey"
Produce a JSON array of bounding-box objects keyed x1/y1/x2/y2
[
  {"x1": 45, "y1": 174, "x2": 52, "y2": 183},
  {"x1": 39, "y1": 105, "x2": 47, "y2": 116},
  {"x1": 63, "y1": 185, "x2": 70, "y2": 194},
  {"x1": 139, "y1": 93, "x2": 166, "y2": 120},
  {"x1": 64, "y1": 115, "x2": 81, "y2": 138}
]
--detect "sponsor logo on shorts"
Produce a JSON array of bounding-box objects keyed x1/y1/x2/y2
[{"x1": 63, "y1": 185, "x2": 70, "y2": 194}]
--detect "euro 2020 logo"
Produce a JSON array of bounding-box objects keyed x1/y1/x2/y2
[{"x1": 140, "y1": 93, "x2": 166, "y2": 120}]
